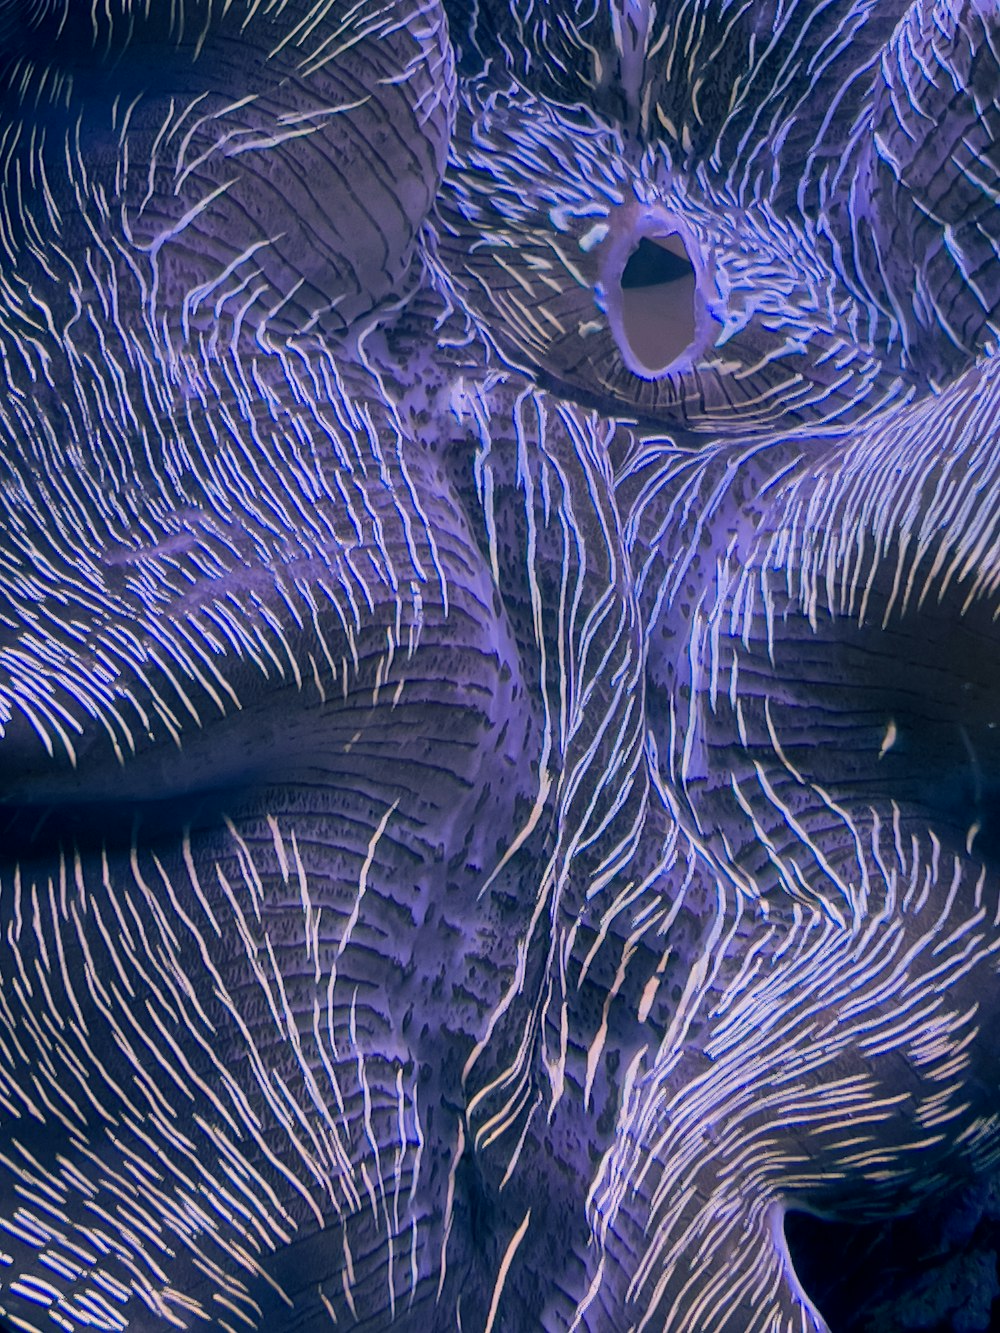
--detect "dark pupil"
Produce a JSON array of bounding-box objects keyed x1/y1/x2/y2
[{"x1": 620, "y1": 236, "x2": 694, "y2": 289}]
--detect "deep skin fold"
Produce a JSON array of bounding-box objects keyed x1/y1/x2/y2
[{"x1": 0, "y1": 1, "x2": 998, "y2": 1331}]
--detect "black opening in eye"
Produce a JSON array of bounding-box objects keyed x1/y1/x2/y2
[
  {"x1": 620, "y1": 236, "x2": 694, "y2": 290},
  {"x1": 619, "y1": 234, "x2": 698, "y2": 374}
]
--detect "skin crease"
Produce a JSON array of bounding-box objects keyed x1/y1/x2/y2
[{"x1": 0, "y1": 1, "x2": 998, "y2": 1332}]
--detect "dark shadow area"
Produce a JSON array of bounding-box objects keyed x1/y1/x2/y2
[
  {"x1": 786, "y1": 1184, "x2": 1000, "y2": 1331},
  {"x1": 621, "y1": 236, "x2": 695, "y2": 289},
  {"x1": 0, "y1": 785, "x2": 248, "y2": 861},
  {"x1": 745, "y1": 556, "x2": 1000, "y2": 873}
]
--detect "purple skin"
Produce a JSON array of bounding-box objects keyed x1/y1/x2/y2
[{"x1": 0, "y1": 2, "x2": 998, "y2": 1332}]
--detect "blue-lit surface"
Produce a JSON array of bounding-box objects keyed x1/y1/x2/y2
[{"x1": 0, "y1": 2, "x2": 997, "y2": 1330}]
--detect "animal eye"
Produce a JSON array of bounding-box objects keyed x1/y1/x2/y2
[
  {"x1": 440, "y1": 0, "x2": 1000, "y2": 433},
  {"x1": 613, "y1": 232, "x2": 699, "y2": 376}
]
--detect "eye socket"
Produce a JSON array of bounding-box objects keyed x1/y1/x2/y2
[{"x1": 617, "y1": 233, "x2": 698, "y2": 376}]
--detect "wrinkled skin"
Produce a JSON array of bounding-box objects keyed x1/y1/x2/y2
[{"x1": 0, "y1": 1, "x2": 999, "y2": 1331}]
